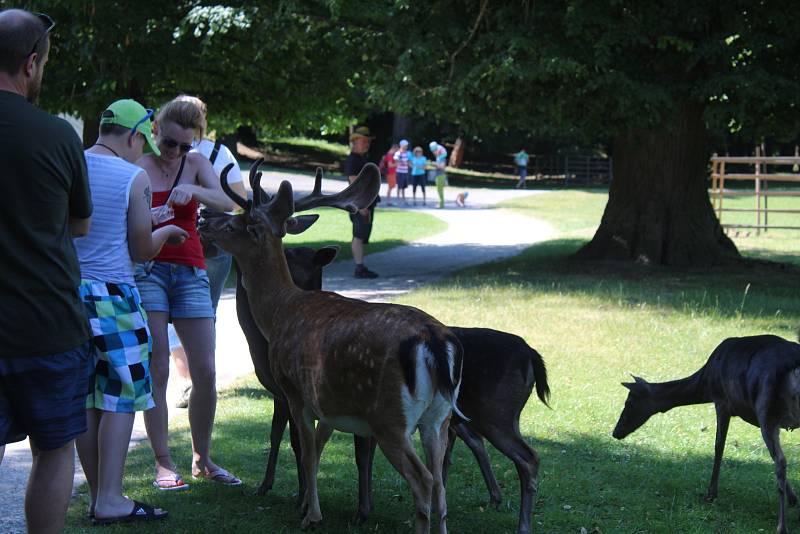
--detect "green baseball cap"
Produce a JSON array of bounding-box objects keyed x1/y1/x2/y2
[{"x1": 99, "y1": 99, "x2": 160, "y2": 156}]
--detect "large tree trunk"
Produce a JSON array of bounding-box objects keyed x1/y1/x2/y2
[{"x1": 576, "y1": 103, "x2": 739, "y2": 267}]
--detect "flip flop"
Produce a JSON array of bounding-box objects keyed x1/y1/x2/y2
[
  {"x1": 192, "y1": 467, "x2": 242, "y2": 486},
  {"x1": 153, "y1": 473, "x2": 190, "y2": 491},
  {"x1": 92, "y1": 500, "x2": 168, "y2": 526}
]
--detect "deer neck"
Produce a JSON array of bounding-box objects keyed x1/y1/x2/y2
[
  {"x1": 235, "y1": 245, "x2": 300, "y2": 336},
  {"x1": 647, "y1": 369, "x2": 710, "y2": 414}
]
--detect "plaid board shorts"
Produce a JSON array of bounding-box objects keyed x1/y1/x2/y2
[{"x1": 78, "y1": 280, "x2": 155, "y2": 413}]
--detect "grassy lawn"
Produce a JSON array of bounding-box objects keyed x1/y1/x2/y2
[
  {"x1": 65, "y1": 188, "x2": 800, "y2": 533},
  {"x1": 283, "y1": 207, "x2": 448, "y2": 261}
]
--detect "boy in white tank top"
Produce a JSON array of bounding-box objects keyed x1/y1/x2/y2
[{"x1": 72, "y1": 99, "x2": 187, "y2": 524}]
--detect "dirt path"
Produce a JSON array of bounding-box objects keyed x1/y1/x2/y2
[{"x1": 0, "y1": 171, "x2": 553, "y2": 533}]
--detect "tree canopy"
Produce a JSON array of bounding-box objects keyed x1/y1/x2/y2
[{"x1": 21, "y1": 0, "x2": 800, "y2": 150}]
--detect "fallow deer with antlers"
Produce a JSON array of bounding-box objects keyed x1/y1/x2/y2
[{"x1": 200, "y1": 160, "x2": 464, "y2": 533}]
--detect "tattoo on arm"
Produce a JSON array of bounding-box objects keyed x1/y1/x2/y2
[{"x1": 144, "y1": 186, "x2": 151, "y2": 209}]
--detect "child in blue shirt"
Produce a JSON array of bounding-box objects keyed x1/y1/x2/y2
[{"x1": 410, "y1": 146, "x2": 428, "y2": 206}]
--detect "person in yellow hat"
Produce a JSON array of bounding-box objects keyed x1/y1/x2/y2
[{"x1": 345, "y1": 126, "x2": 379, "y2": 278}]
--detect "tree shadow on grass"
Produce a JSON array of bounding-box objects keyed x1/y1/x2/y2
[
  {"x1": 68, "y1": 407, "x2": 796, "y2": 534},
  {"x1": 436, "y1": 237, "x2": 800, "y2": 324}
]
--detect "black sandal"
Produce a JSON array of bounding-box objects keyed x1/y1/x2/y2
[{"x1": 92, "y1": 500, "x2": 168, "y2": 526}]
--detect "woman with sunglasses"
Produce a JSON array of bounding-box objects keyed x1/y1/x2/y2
[{"x1": 135, "y1": 98, "x2": 239, "y2": 490}]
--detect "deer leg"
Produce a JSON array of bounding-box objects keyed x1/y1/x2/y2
[
  {"x1": 703, "y1": 405, "x2": 731, "y2": 503},
  {"x1": 315, "y1": 421, "x2": 334, "y2": 462},
  {"x1": 283, "y1": 396, "x2": 323, "y2": 529},
  {"x1": 419, "y1": 413, "x2": 452, "y2": 534},
  {"x1": 376, "y1": 434, "x2": 434, "y2": 534},
  {"x1": 761, "y1": 423, "x2": 789, "y2": 534},
  {"x1": 442, "y1": 424, "x2": 457, "y2": 489},
  {"x1": 454, "y1": 422, "x2": 503, "y2": 509},
  {"x1": 257, "y1": 396, "x2": 290, "y2": 495},
  {"x1": 787, "y1": 480, "x2": 799, "y2": 507},
  {"x1": 288, "y1": 416, "x2": 307, "y2": 511},
  {"x1": 354, "y1": 435, "x2": 377, "y2": 524},
  {"x1": 480, "y1": 423, "x2": 540, "y2": 534}
]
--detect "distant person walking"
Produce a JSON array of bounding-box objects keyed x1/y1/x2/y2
[
  {"x1": 429, "y1": 141, "x2": 448, "y2": 208},
  {"x1": 379, "y1": 144, "x2": 398, "y2": 206},
  {"x1": 515, "y1": 149, "x2": 530, "y2": 189},
  {"x1": 345, "y1": 126, "x2": 379, "y2": 279},
  {"x1": 393, "y1": 139, "x2": 411, "y2": 204},
  {"x1": 410, "y1": 146, "x2": 428, "y2": 205},
  {"x1": 0, "y1": 9, "x2": 94, "y2": 533}
]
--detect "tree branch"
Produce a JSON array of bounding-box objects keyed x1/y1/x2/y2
[{"x1": 448, "y1": 0, "x2": 489, "y2": 83}]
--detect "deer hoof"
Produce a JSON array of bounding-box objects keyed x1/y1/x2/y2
[
  {"x1": 700, "y1": 492, "x2": 716, "y2": 504},
  {"x1": 301, "y1": 513, "x2": 322, "y2": 529},
  {"x1": 254, "y1": 482, "x2": 272, "y2": 496},
  {"x1": 354, "y1": 509, "x2": 370, "y2": 525},
  {"x1": 489, "y1": 496, "x2": 502, "y2": 510}
]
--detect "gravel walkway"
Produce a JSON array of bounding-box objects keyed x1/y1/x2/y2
[{"x1": 0, "y1": 170, "x2": 553, "y2": 533}]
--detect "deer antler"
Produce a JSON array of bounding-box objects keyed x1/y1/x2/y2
[
  {"x1": 294, "y1": 164, "x2": 380, "y2": 214},
  {"x1": 249, "y1": 158, "x2": 270, "y2": 207},
  {"x1": 220, "y1": 163, "x2": 250, "y2": 210}
]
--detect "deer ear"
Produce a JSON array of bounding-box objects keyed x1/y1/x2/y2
[
  {"x1": 314, "y1": 245, "x2": 339, "y2": 267},
  {"x1": 286, "y1": 214, "x2": 319, "y2": 235}
]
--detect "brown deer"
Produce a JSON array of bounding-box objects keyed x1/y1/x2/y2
[
  {"x1": 237, "y1": 247, "x2": 549, "y2": 533},
  {"x1": 201, "y1": 160, "x2": 464, "y2": 533},
  {"x1": 613, "y1": 334, "x2": 800, "y2": 534}
]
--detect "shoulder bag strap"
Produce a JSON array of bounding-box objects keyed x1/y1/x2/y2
[{"x1": 209, "y1": 140, "x2": 222, "y2": 165}]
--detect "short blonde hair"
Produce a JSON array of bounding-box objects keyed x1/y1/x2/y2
[{"x1": 156, "y1": 97, "x2": 206, "y2": 138}]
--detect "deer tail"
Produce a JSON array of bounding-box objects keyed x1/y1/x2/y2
[
  {"x1": 430, "y1": 332, "x2": 469, "y2": 421},
  {"x1": 529, "y1": 346, "x2": 551, "y2": 408}
]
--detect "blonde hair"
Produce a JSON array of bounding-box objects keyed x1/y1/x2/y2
[{"x1": 156, "y1": 97, "x2": 206, "y2": 138}]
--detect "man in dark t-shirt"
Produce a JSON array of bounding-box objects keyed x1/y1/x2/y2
[
  {"x1": 345, "y1": 126, "x2": 379, "y2": 279},
  {"x1": 0, "y1": 9, "x2": 93, "y2": 533}
]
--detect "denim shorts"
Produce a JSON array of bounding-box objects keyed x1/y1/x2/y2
[
  {"x1": 134, "y1": 261, "x2": 214, "y2": 319},
  {"x1": 0, "y1": 342, "x2": 92, "y2": 450},
  {"x1": 204, "y1": 250, "x2": 233, "y2": 312}
]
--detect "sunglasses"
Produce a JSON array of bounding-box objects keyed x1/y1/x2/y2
[
  {"x1": 27, "y1": 13, "x2": 55, "y2": 58},
  {"x1": 160, "y1": 137, "x2": 193, "y2": 154},
  {"x1": 129, "y1": 108, "x2": 154, "y2": 138}
]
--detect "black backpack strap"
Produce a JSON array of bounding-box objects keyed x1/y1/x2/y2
[
  {"x1": 170, "y1": 156, "x2": 187, "y2": 191},
  {"x1": 209, "y1": 140, "x2": 222, "y2": 165}
]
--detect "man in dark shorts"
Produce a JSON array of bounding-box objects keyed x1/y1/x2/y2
[
  {"x1": 345, "y1": 126, "x2": 379, "y2": 279},
  {"x1": 0, "y1": 9, "x2": 93, "y2": 532}
]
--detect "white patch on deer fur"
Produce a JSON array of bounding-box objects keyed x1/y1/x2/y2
[
  {"x1": 321, "y1": 415, "x2": 373, "y2": 437},
  {"x1": 400, "y1": 343, "x2": 436, "y2": 436},
  {"x1": 446, "y1": 341, "x2": 461, "y2": 402}
]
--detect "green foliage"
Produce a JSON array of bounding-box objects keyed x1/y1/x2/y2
[
  {"x1": 17, "y1": 1, "x2": 800, "y2": 145},
  {"x1": 23, "y1": 0, "x2": 367, "y2": 134}
]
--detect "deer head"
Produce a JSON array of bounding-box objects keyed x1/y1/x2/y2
[
  {"x1": 199, "y1": 158, "x2": 380, "y2": 264},
  {"x1": 612, "y1": 375, "x2": 655, "y2": 439}
]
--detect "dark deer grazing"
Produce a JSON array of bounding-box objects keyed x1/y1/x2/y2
[
  {"x1": 238, "y1": 253, "x2": 551, "y2": 534},
  {"x1": 201, "y1": 160, "x2": 464, "y2": 533},
  {"x1": 613, "y1": 334, "x2": 800, "y2": 534}
]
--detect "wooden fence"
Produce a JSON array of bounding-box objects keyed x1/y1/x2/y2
[{"x1": 709, "y1": 153, "x2": 800, "y2": 233}]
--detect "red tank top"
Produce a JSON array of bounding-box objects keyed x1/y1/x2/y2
[{"x1": 151, "y1": 191, "x2": 205, "y2": 269}]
